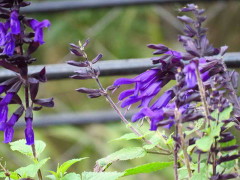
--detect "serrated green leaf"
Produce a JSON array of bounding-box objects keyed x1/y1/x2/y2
[
  {"x1": 109, "y1": 133, "x2": 142, "y2": 142},
  {"x1": 82, "y1": 172, "x2": 123, "y2": 180},
  {"x1": 10, "y1": 139, "x2": 46, "y2": 159},
  {"x1": 123, "y1": 161, "x2": 173, "y2": 176},
  {"x1": 15, "y1": 158, "x2": 49, "y2": 178},
  {"x1": 58, "y1": 158, "x2": 88, "y2": 175},
  {"x1": 96, "y1": 147, "x2": 146, "y2": 168},
  {"x1": 61, "y1": 173, "x2": 81, "y2": 180}
]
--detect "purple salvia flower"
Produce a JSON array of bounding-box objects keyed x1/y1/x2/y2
[
  {"x1": 28, "y1": 19, "x2": 51, "y2": 44},
  {"x1": 183, "y1": 61, "x2": 197, "y2": 88},
  {"x1": 0, "y1": 105, "x2": 8, "y2": 131},
  {"x1": 2, "y1": 32, "x2": 15, "y2": 56},
  {"x1": 25, "y1": 117, "x2": 34, "y2": 145},
  {"x1": 151, "y1": 90, "x2": 174, "y2": 110},
  {"x1": 3, "y1": 106, "x2": 24, "y2": 143},
  {"x1": 10, "y1": 10, "x2": 21, "y2": 35},
  {"x1": 3, "y1": 126, "x2": 14, "y2": 143}
]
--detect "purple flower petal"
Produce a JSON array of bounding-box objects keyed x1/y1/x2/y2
[
  {"x1": 0, "y1": 92, "x2": 14, "y2": 105},
  {"x1": 151, "y1": 90, "x2": 174, "y2": 110},
  {"x1": 0, "y1": 105, "x2": 8, "y2": 124},
  {"x1": 113, "y1": 78, "x2": 136, "y2": 86},
  {"x1": 25, "y1": 118, "x2": 34, "y2": 145},
  {"x1": 118, "y1": 89, "x2": 134, "y2": 100},
  {"x1": 184, "y1": 61, "x2": 197, "y2": 88},
  {"x1": 3, "y1": 126, "x2": 14, "y2": 143},
  {"x1": 29, "y1": 19, "x2": 51, "y2": 44},
  {"x1": 3, "y1": 32, "x2": 15, "y2": 56},
  {"x1": 121, "y1": 97, "x2": 140, "y2": 108},
  {"x1": 10, "y1": 10, "x2": 21, "y2": 34}
]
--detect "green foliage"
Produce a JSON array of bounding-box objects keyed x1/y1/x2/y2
[
  {"x1": 96, "y1": 147, "x2": 147, "y2": 170},
  {"x1": 195, "y1": 105, "x2": 233, "y2": 152},
  {"x1": 61, "y1": 173, "x2": 81, "y2": 180},
  {"x1": 0, "y1": 172, "x2": 5, "y2": 178},
  {"x1": 48, "y1": 158, "x2": 88, "y2": 180},
  {"x1": 81, "y1": 172, "x2": 123, "y2": 180},
  {"x1": 143, "y1": 133, "x2": 162, "y2": 150},
  {"x1": 10, "y1": 140, "x2": 46, "y2": 159},
  {"x1": 109, "y1": 133, "x2": 142, "y2": 142},
  {"x1": 15, "y1": 158, "x2": 49, "y2": 178},
  {"x1": 190, "y1": 164, "x2": 208, "y2": 180},
  {"x1": 123, "y1": 161, "x2": 173, "y2": 176}
]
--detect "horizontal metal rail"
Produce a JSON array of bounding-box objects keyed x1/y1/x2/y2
[
  {"x1": 21, "y1": 0, "x2": 233, "y2": 13},
  {"x1": 16, "y1": 110, "x2": 135, "y2": 127},
  {"x1": 0, "y1": 52, "x2": 240, "y2": 82}
]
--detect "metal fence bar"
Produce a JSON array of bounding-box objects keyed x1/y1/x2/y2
[
  {"x1": 0, "y1": 52, "x2": 240, "y2": 82},
  {"x1": 21, "y1": 0, "x2": 233, "y2": 13},
  {"x1": 15, "y1": 110, "x2": 135, "y2": 127}
]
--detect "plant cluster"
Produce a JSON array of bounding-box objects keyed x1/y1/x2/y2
[{"x1": 0, "y1": 1, "x2": 239, "y2": 180}]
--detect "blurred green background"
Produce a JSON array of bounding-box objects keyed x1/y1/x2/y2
[{"x1": 1, "y1": 1, "x2": 240, "y2": 179}]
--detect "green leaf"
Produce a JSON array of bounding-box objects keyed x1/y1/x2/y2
[
  {"x1": 96, "y1": 147, "x2": 146, "y2": 169},
  {"x1": 196, "y1": 123, "x2": 222, "y2": 152},
  {"x1": 61, "y1": 173, "x2": 81, "y2": 180},
  {"x1": 185, "y1": 118, "x2": 204, "y2": 136},
  {"x1": 123, "y1": 161, "x2": 173, "y2": 176},
  {"x1": 15, "y1": 158, "x2": 49, "y2": 178},
  {"x1": 9, "y1": 172, "x2": 20, "y2": 180},
  {"x1": 109, "y1": 133, "x2": 142, "y2": 142},
  {"x1": 82, "y1": 172, "x2": 123, "y2": 180},
  {"x1": 196, "y1": 135, "x2": 214, "y2": 152},
  {"x1": 219, "y1": 105, "x2": 233, "y2": 121},
  {"x1": 143, "y1": 133, "x2": 161, "y2": 150},
  {"x1": 46, "y1": 174, "x2": 56, "y2": 180},
  {"x1": 190, "y1": 164, "x2": 208, "y2": 180},
  {"x1": 58, "y1": 158, "x2": 88, "y2": 175},
  {"x1": 0, "y1": 172, "x2": 5, "y2": 178},
  {"x1": 10, "y1": 139, "x2": 46, "y2": 159}
]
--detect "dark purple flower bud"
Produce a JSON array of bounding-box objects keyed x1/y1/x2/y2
[
  {"x1": 70, "y1": 74, "x2": 93, "y2": 80},
  {"x1": 33, "y1": 98, "x2": 54, "y2": 107},
  {"x1": 219, "y1": 45, "x2": 228, "y2": 56},
  {"x1": 211, "y1": 173, "x2": 238, "y2": 180},
  {"x1": 177, "y1": 15, "x2": 195, "y2": 24},
  {"x1": 69, "y1": 43, "x2": 79, "y2": 49},
  {"x1": 217, "y1": 154, "x2": 240, "y2": 164},
  {"x1": 70, "y1": 48, "x2": 83, "y2": 56},
  {"x1": 219, "y1": 134, "x2": 234, "y2": 143},
  {"x1": 10, "y1": 10, "x2": 20, "y2": 34},
  {"x1": 147, "y1": 44, "x2": 169, "y2": 51},
  {"x1": 220, "y1": 145, "x2": 239, "y2": 152},
  {"x1": 92, "y1": 54, "x2": 103, "y2": 64},
  {"x1": 83, "y1": 38, "x2": 90, "y2": 48},
  {"x1": 28, "y1": 19, "x2": 51, "y2": 44},
  {"x1": 180, "y1": 4, "x2": 198, "y2": 12},
  {"x1": 67, "y1": 60, "x2": 89, "y2": 67},
  {"x1": 29, "y1": 78, "x2": 39, "y2": 100},
  {"x1": 76, "y1": 87, "x2": 101, "y2": 94}
]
